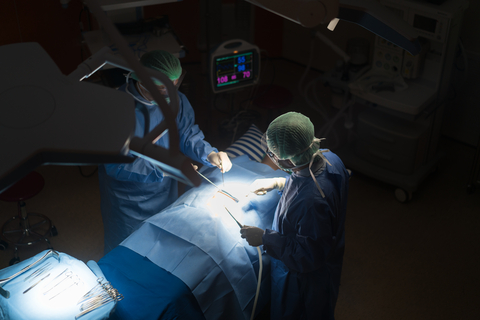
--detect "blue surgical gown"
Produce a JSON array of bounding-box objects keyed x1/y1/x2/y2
[
  {"x1": 98, "y1": 79, "x2": 217, "y2": 253},
  {"x1": 262, "y1": 151, "x2": 349, "y2": 320}
]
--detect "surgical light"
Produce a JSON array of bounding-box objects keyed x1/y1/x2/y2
[
  {"x1": 246, "y1": 0, "x2": 421, "y2": 55},
  {"x1": 0, "y1": 0, "x2": 202, "y2": 193}
]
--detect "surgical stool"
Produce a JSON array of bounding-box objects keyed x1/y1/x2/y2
[{"x1": 0, "y1": 171, "x2": 58, "y2": 265}]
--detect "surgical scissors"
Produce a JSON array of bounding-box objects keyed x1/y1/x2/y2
[
  {"x1": 23, "y1": 274, "x2": 50, "y2": 294},
  {"x1": 224, "y1": 206, "x2": 243, "y2": 228}
]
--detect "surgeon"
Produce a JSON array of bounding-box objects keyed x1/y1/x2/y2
[
  {"x1": 98, "y1": 50, "x2": 232, "y2": 254},
  {"x1": 240, "y1": 112, "x2": 349, "y2": 320}
]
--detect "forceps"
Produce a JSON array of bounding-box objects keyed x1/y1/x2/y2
[
  {"x1": 49, "y1": 276, "x2": 82, "y2": 300},
  {"x1": 23, "y1": 274, "x2": 50, "y2": 294},
  {"x1": 196, "y1": 171, "x2": 239, "y2": 203},
  {"x1": 43, "y1": 271, "x2": 74, "y2": 295},
  {"x1": 24, "y1": 262, "x2": 52, "y2": 282}
]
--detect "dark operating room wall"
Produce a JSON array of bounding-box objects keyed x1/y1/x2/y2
[
  {"x1": 0, "y1": 0, "x2": 90, "y2": 75},
  {"x1": 441, "y1": 0, "x2": 480, "y2": 146},
  {"x1": 0, "y1": 0, "x2": 282, "y2": 73},
  {"x1": 143, "y1": 0, "x2": 202, "y2": 64},
  {"x1": 144, "y1": 0, "x2": 283, "y2": 62},
  {"x1": 0, "y1": 0, "x2": 22, "y2": 44},
  {"x1": 252, "y1": 4, "x2": 283, "y2": 58}
]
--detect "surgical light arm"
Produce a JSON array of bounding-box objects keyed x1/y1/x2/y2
[
  {"x1": 67, "y1": 46, "x2": 180, "y2": 151},
  {"x1": 82, "y1": 0, "x2": 203, "y2": 187},
  {"x1": 245, "y1": 0, "x2": 421, "y2": 55},
  {"x1": 0, "y1": 0, "x2": 201, "y2": 193}
]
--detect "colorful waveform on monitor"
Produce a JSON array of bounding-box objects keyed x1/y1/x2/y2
[{"x1": 215, "y1": 52, "x2": 254, "y2": 88}]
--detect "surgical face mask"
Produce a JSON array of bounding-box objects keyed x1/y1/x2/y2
[
  {"x1": 265, "y1": 148, "x2": 296, "y2": 171},
  {"x1": 262, "y1": 134, "x2": 314, "y2": 172},
  {"x1": 152, "y1": 97, "x2": 170, "y2": 105},
  {"x1": 138, "y1": 82, "x2": 170, "y2": 104},
  {"x1": 264, "y1": 134, "x2": 332, "y2": 197}
]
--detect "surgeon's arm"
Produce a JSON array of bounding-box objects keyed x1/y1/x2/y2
[
  {"x1": 176, "y1": 93, "x2": 217, "y2": 166},
  {"x1": 262, "y1": 203, "x2": 334, "y2": 273}
]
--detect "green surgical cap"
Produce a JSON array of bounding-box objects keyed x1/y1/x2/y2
[
  {"x1": 130, "y1": 50, "x2": 182, "y2": 85},
  {"x1": 266, "y1": 112, "x2": 319, "y2": 167}
]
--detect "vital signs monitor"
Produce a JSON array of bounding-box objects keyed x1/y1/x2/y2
[{"x1": 210, "y1": 39, "x2": 260, "y2": 93}]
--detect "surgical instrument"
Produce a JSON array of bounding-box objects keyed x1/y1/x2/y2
[
  {"x1": 26, "y1": 265, "x2": 53, "y2": 283},
  {"x1": 76, "y1": 278, "x2": 123, "y2": 319},
  {"x1": 23, "y1": 273, "x2": 50, "y2": 294},
  {"x1": 78, "y1": 277, "x2": 105, "y2": 304},
  {"x1": 43, "y1": 271, "x2": 74, "y2": 295},
  {"x1": 78, "y1": 278, "x2": 122, "y2": 304},
  {"x1": 24, "y1": 262, "x2": 52, "y2": 282},
  {"x1": 43, "y1": 268, "x2": 69, "y2": 288},
  {"x1": 196, "y1": 171, "x2": 239, "y2": 203},
  {"x1": 49, "y1": 276, "x2": 82, "y2": 300},
  {"x1": 224, "y1": 206, "x2": 243, "y2": 228},
  {"x1": 0, "y1": 249, "x2": 60, "y2": 298}
]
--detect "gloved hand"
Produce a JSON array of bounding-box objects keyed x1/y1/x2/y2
[
  {"x1": 240, "y1": 226, "x2": 264, "y2": 247},
  {"x1": 249, "y1": 178, "x2": 286, "y2": 195},
  {"x1": 207, "y1": 151, "x2": 232, "y2": 173}
]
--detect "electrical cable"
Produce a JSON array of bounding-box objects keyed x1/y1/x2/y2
[
  {"x1": 298, "y1": 38, "x2": 316, "y2": 104},
  {"x1": 223, "y1": 205, "x2": 262, "y2": 320},
  {"x1": 298, "y1": 38, "x2": 332, "y2": 122},
  {"x1": 250, "y1": 246, "x2": 263, "y2": 320},
  {"x1": 214, "y1": 93, "x2": 232, "y2": 115},
  {"x1": 304, "y1": 76, "x2": 330, "y2": 121},
  {"x1": 456, "y1": 38, "x2": 468, "y2": 73},
  {"x1": 311, "y1": 77, "x2": 326, "y2": 111},
  {"x1": 219, "y1": 109, "x2": 261, "y2": 144},
  {"x1": 239, "y1": 51, "x2": 276, "y2": 111},
  {"x1": 297, "y1": 34, "x2": 356, "y2": 149}
]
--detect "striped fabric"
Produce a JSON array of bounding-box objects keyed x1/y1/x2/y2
[{"x1": 226, "y1": 124, "x2": 265, "y2": 162}]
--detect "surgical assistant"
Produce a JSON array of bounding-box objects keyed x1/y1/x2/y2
[
  {"x1": 98, "y1": 50, "x2": 231, "y2": 254},
  {"x1": 241, "y1": 112, "x2": 349, "y2": 320}
]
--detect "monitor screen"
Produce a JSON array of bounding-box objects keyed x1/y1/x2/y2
[{"x1": 213, "y1": 50, "x2": 257, "y2": 92}]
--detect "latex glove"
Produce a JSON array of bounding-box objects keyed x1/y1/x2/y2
[
  {"x1": 207, "y1": 151, "x2": 232, "y2": 173},
  {"x1": 249, "y1": 178, "x2": 286, "y2": 195},
  {"x1": 240, "y1": 226, "x2": 264, "y2": 247}
]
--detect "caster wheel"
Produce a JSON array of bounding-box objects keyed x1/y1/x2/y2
[
  {"x1": 0, "y1": 240, "x2": 8, "y2": 250},
  {"x1": 50, "y1": 225, "x2": 58, "y2": 237},
  {"x1": 9, "y1": 257, "x2": 20, "y2": 266},
  {"x1": 395, "y1": 188, "x2": 412, "y2": 203}
]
